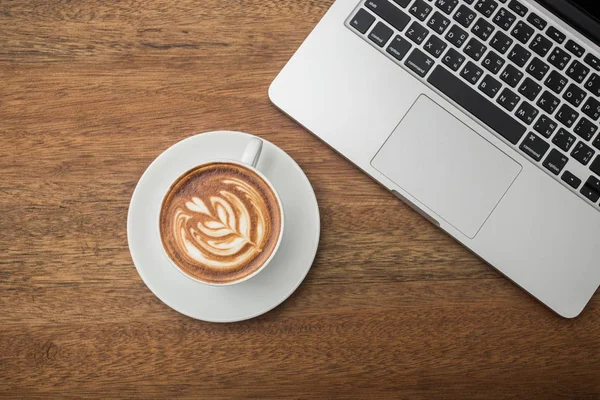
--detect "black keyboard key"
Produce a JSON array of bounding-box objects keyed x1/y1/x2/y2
[
  {"x1": 591, "y1": 156, "x2": 600, "y2": 175},
  {"x1": 500, "y1": 64, "x2": 523, "y2": 87},
  {"x1": 586, "y1": 176, "x2": 600, "y2": 192},
  {"x1": 527, "y1": 57, "x2": 550, "y2": 80},
  {"x1": 350, "y1": 9, "x2": 376, "y2": 34},
  {"x1": 435, "y1": 0, "x2": 459, "y2": 14},
  {"x1": 409, "y1": 0, "x2": 433, "y2": 21},
  {"x1": 405, "y1": 48, "x2": 435, "y2": 76},
  {"x1": 582, "y1": 185, "x2": 600, "y2": 202},
  {"x1": 474, "y1": 0, "x2": 498, "y2": 18},
  {"x1": 515, "y1": 101, "x2": 538, "y2": 125},
  {"x1": 424, "y1": 35, "x2": 448, "y2": 58},
  {"x1": 574, "y1": 117, "x2": 597, "y2": 141},
  {"x1": 548, "y1": 47, "x2": 571, "y2": 71},
  {"x1": 543, "y1": 149, "x2": 568, "y2": 175},
  {"x1": 472, "y1": 17, "x2": 495, "y2": 41},
  {"x1": 461, "y1": 61, "x2": 484, "y2": 84},
  {"x1": 534, "y1": 114, "x2": 558, "y2": 138},
  {"x1": 366, "y1": 0, "x2": 411, "y2": 31},
  {"x1": 508, "y1": 44, "x2": 531, "y2": 67},
  {"x1": 406, "y1": 21, "x2": 430, "y2": 44},
  {"x1": 519, "y1": 77, "x2": 542, "y2": 101},
  {"x1": 387, "y1": 35, "x2": 413, "y2": 61},
  {"x1": 544, "y1": 70, "x2": 568, "y2": 94},
  {"x1": 537, "y1": 90, "x2": 560, "y2": 114},
  {"x1": 594, "y1": 136, "x2": 600, "y2": 151},
  {"x1": 428, "y1": 65, "x2": 526, "y2": 144},
  {"x1": 446, "y1": 24, "x2": 468, "y2": 47},
  {"x1": 584, "y1": 73, "x2": 600, "y2": 96},
  {"x1": 556, "y1": 104, "x2": 579, "y2": 128},
  {"x1": 369, "y1": 22, "x2": 394, "y2": 47},
  {"x1": 529, "y1": 34, "x2": 552, "y2": 57},
  {"x1": 527, "y1": 12, "x2": 547, "y2": 31},
  {"x1": 442, "y1": 47, "x2": 466, "y2": 70},
  {"x1": 585, "y1": 179, "x2": 600, "y2": 201},
  {"x1": 565, "y1": 39, "x2": 585, "y2": 58},
  {"x1": 428, "y1": 11, "x2": 452, "y2": 34},
  {"x1": 563, "y1": 84, "x2": 587, "y2": 107},
  {"x1": 562, "y1": 171, "x2": 582, "y2": 189},
  {"x1": 511, "y1": 21, "x2": 534, "y2": 44},
  {"x1": 493, "y1": 8, "x2": 516, "y2": 31},
  {"x1": 584, "y1": 53, "x2": 600, "y2": 71},
  {"x1": 566, "y1": 60, "x2": 590, "y2": 84},
  {"x1": 520, "y1": 132, "x2": 550, "y2": 161},
  {"x1": 497, "y1": 87, "x2": 521, "y2": 111},
  {"x1": 508, "y1": 0, "x2": 527, "y2": 17},
  {"x1": 479, "y1": 74, "x2": 502, "y2": 97},
  {"x1": 490, "y1": 31, "x2": 513, "y2": 54},
  {"x1": 552, "y1": 128, "x2": 576, "y2": 151},
  {"x1": 582, "y1": 97, "x2": 600, "y2": 121},
  {"x1": 583, "y1": 186, "x2": 600, "y2": 203},
  {"x1": 546, "y1": 26, "x2": 566, "y2": 44},
  {"x1": 464, "y1": 38, "x2": 487, "y2": 61},
  {"x1": 572, "y1": 141, "x2": 595, "y2": 165},
  {"x1": 453, "y1": 5, "x2": 477, "y2": 28},
  {"x1": 393, "y1": 0, "x2": 411, "y2": 7},
  {"x1": 581, "y1": 185, "x2": 600, "y2": 203},
  {"x1": 482, "y1": 50, "x2": 505, "y2": 74}
]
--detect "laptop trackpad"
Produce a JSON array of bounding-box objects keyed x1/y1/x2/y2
[{"x1": 371, "y1": 95, "x2": 521, "y2": 238}]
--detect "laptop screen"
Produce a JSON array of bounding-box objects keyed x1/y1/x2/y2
[
  {"x1": 569, "y1": 1, "x2": 600, "y2": 21},
  {"x1": 535, "y1": 0, "x2": 600, "y2": 45}
]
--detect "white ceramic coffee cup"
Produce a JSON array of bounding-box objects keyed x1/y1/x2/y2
[{"x1": 158, "y1": 137, "x2": 285, "y2": 286}]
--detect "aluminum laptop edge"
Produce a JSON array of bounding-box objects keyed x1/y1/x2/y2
[{"x1": 269, "y1": 0, "x2": 600, "y2": 318}]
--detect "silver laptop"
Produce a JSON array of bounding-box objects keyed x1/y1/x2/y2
[{"x1": 270, "y1": 0, "x2": 600, "y2": 317}]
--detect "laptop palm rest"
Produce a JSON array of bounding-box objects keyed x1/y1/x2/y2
[{"x1": 371, "y1": 95, "x2": 522, "y2": 239}]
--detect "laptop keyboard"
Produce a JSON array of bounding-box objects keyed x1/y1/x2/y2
[{"x1": 347, "y1": 0, "x2": 600, "y2": 209}]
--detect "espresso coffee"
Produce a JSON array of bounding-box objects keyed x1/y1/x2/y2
[{"x1": 160, "y1": 162, "x2": 282, "y2": 284}]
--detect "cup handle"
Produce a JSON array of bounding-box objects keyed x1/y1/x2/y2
[{"x1": 241, "y1": 137, "x2": 263, "y2": 168}]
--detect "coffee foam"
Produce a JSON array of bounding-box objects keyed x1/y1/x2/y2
[{"x1": 160, "y1": 162, "x2": 282, "y2": 284}]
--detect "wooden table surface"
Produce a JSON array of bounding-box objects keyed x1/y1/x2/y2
[{"x1": 1, "y1": 1, "x2": 599, "y2": 398}]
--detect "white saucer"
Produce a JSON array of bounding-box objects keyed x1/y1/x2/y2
[{"x1": 127, "y1": 131, "x2": 320, "y2": 322}]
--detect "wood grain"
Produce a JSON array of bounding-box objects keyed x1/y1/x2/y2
[{"x1": 0, "y1": 1, "x2": 598, "y2": 398}]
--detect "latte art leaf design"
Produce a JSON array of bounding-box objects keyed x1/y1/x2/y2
[
  {"x1": 172, "y1": 178, "x2": 270, "y2": 270},
  {"x1": 186, "y1": 195, "x2": 259, "y2": 251}
]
